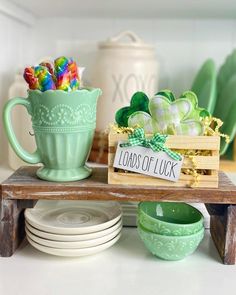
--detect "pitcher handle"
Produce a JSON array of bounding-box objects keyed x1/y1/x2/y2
[{"x1": 3, "y1": 97, "x2": 41, "y2": 164}]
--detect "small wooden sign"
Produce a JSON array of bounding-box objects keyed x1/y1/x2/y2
[{"x1": 113, "y1": 141, "x2": 183, "y2": 182}]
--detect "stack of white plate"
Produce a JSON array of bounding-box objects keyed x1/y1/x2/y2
[
  {"x1": 25, "y1": 200, "x2": 122, "y2": 257},
  {"x1": 120, "y1": 202, "x2": 138, "y2": 226}
]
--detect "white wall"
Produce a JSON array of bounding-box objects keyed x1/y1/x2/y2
[
  {"x1": 0, "y1": 12, "x2": 33, "y2": 165},
  {"x1": 32, "y1": 18, "x2": 236, "y2": 95}
]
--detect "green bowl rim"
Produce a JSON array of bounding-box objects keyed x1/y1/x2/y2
[
  {"x1": 138, "y1": 222, "x2": 204, "y2": 239},
  {"x1": 138, "y1": 202, "x2": 204, "y2": 228}
]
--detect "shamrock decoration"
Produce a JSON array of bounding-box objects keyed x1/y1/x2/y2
[
  {"x1": 115, "y1": 92, "x2": 150, "y2": 127},
  {"x1": 155, "y1": 89, "x2": 175, "y2": 102},
  {"x1": 180, "y1": 91, "x2": 210, "y2": 119},
  {"x1": 128, "y1": 90, "x2": 208, "y2": 136}
]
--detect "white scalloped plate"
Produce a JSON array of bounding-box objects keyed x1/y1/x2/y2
[
  {"x1": 25, "y1": 201, "x2": 122, "y2": 234},
  {"x1": 25, "y1": 219, "x2": 122, "y2": 242},
  {"x1": 27, "y1": 233, "x2": 121, "y2": 257},
  {"x1": 25, "y1": 224, "x2": 122, "y2": 249}
]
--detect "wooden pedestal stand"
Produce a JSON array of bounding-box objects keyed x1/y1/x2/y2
[{"x1": 1, "y1": 166, "x2": 236, "y2": 264}]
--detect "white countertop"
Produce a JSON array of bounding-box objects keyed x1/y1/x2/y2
[
  {"x1": 0, "y1": 228, "x2": 236, "y2": 295},
  {"x1": 0, "y1": 167, "x2": 236, "y2": 295}
]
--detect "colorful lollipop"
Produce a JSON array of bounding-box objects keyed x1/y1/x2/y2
[
  {"x1": 34, "y1": 65, "x2": 56, "y2": 91},
  {"x1": 23, "y1": 56, "x2": 81, "y2": 92},
  {"x1": 54, "y1": 56, "x2": 71, "y2": 91},
  {"x1": 23, "y1": 67, "x2": 39, "y2": 90},
  {"x1": 68, "y1": 58, "x2": 80, "y2": 91},
  {"x1": 40, "y1": 62, "x2": 56, "y2": 81}
]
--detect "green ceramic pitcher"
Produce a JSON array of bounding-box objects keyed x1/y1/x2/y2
[{"x1": 3, "y1": 88, "x2": 102, "y2": 182}]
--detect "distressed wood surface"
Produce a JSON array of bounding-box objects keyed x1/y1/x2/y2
[
  {"x1": 1, "y1": 166, "x2": 236, "y2": 203},
  {"x1": 0, "y1": 198, "x2": 36, "y2": 257},
  {"x1": 206, "y1": 204, "x2": 236, "y2": 265}
]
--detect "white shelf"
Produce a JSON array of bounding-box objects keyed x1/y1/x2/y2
[
  {"x1": 0, "y1": 228, "x2": 235, "y2": 295},
  {"x1": 7, "y1": 0, "x2": 236, "y2": 19}
]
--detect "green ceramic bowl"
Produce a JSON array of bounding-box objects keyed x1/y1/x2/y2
[
  {"x1": 138, "y1": 202, "x2": 204, "y2": 236},
  {"x1": 138, "y1": 223, "x2": 204, "y2": 261}
]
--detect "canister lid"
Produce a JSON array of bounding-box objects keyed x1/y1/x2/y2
[{"x1": 99, "y1": 30, "x2": 154, "y2": 50}]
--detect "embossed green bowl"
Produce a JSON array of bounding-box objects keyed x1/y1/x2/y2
[
  {"x1": 138, "y1": 202, "x2": 204, "y2": 236},
  {"x1": 138, "y1": 222, "x2": 204, "y2": 261}
]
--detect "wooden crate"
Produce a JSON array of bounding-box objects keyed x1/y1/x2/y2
[{"x1": 108, "y1": 132, "x2": 220, "y2": 188}]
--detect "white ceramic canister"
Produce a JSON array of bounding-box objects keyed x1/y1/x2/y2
[{"x1": 92, "y1": 31, "x2": 159, "y2": 131}]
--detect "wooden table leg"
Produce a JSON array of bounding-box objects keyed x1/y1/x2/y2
[
  {"x1": 0, "y1": 198, "x2": 36, "y2": 257},
  {"x1": 206, "y1": 204, "x2": 236, "y2": 265}
]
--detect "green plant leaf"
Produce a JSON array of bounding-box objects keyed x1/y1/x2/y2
[
  {"x1": 179, "y1": 90, "x2": 210, "y2": 119},
  {"x1": 191, "y1": 59, "x2": 217, "y2": 113}
]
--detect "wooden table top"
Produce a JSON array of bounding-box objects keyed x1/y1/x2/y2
[{"x1": 1, "y1": 166, "x2": 236, "y2": 204}]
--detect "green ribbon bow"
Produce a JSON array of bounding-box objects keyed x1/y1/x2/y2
[{"x1": 120, "y1": 128, "x2": 182, "y2": 161}]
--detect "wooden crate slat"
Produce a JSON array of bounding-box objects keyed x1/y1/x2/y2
[
  {"x1": 109, "y1": 167, "x2": 218, "y2": 181},
  {"x1": 108, "y1": 169, "x2": 218, "y2": 188},
  {"x1": 109, "y1": 152, "x2": 219, "y2": 170},
  {"x1": 175, "y1": 156, "x2": 219, "y2": 170},
  {"x1": 108, "y1": 168, "x2": 218, "y2": 188},
  {"x1": 109, "y1": 133, "x2": 220, "y2": 150},
  {"x1": 210, "y1": 150, "x2": 220, "y2": 175}
]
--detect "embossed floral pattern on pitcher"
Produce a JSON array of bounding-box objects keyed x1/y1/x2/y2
[{"x1": 32, "y1": 103, "x2": 97, "y2": 127}]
